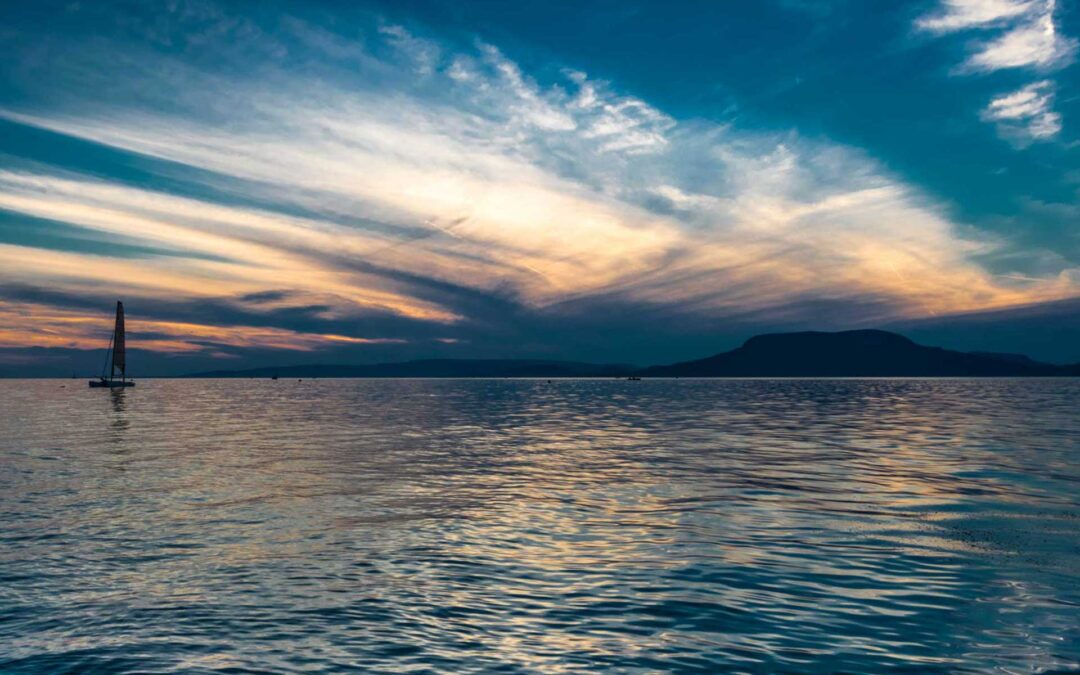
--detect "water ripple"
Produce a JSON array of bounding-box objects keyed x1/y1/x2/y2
[{"x1": 1, "y1": 378, "x2": 1078, "y2": 672}]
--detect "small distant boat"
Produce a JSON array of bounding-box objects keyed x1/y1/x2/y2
[
  {"x1": 627, "y1": 376, "x2": 642, "y2": 381},
  {"x1": 89, "y1": 301, "x2": 135, "y2": 388}
]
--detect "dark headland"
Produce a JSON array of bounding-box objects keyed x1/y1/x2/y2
[{"x1": 187, "y1": 330, "x2": 1080, "y2": 378}]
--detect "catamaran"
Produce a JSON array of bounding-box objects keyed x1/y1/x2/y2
[{"x1": 89, "y1": 301, "x2": 135, "y2": 388}]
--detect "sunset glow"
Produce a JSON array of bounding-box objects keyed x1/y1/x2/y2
[{"x1": 1, "y1": 0, "x2": 1077, "y2": 372}]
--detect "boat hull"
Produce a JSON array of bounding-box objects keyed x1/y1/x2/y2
[{"x1": 89, "y1": 380, "x2": 136, "y2": 388}]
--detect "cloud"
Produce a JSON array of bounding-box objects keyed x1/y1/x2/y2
[
  {"x1": 379, "y1": 24, "x2": 440, "y2": 76},
  {"x1": 0, "y1": 170, "x2": 462, "y2": 322},
  {"x1": 0, "y1": 2, "x2": 1077, "y2": 358},
  {"x1": 916, "y1": 0, "x2": 1040, "y2": 34},
  {"x1": 915, "y1": 0, "x2": 1075, "y2": 71},
  {"x1": 565, "y1": 70, "x2": 674, "y2": 154},
  {"x1": 981, "y1": 80, "x2": 1062, "y2": 143},
  {"x1": 963, "y1": 4, "x2": 1077, "y2": 72},
  {"x1": 477, "y1": 44, "x2": 578, "y2": 132},
  {"x1": 916, "y1": 0, "x2": 1075, "y2": 142},
  {"x1": 916, "y1": 0, "x2": 1076, "y2": 72},
  {"x1": 0, "y1": 299, "x2": 402, "y2": 353}
]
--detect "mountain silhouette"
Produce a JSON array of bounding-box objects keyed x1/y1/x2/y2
[
  {"x1": 639, "y1": 329, "x2": 1071, "y2": 377},
  {"x1": 184, "y1": 330, "x2": 1078, "y2": 379}
]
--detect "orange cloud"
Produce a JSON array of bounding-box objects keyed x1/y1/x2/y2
[{"x1": 0, "y1": 301, "x2": 404, "y2": 353}]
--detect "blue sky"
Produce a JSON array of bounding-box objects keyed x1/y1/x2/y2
[{"x1": 0, "y1": 0, "x2": 1078, "y2": 374}]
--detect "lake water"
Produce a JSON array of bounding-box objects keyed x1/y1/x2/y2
[{"x1": 1, "y1": 378, "x2": 1078, "y2": 673}]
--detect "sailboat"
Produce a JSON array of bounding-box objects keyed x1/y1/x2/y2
[{"x1": 89, "y1": 301, "x2": 136, "y2": 388}]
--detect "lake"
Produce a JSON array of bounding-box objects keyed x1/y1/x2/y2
[{"x1": 1, "y1": 378, "x2": 1078, "y2": 672}]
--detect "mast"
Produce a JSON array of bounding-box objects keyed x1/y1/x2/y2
[
  {"x1": 100, "y1": 331, "x2": 114, "y2": 380},
  {"x1": 111, "y1": 301, "x2": 126, "y2": 382}
]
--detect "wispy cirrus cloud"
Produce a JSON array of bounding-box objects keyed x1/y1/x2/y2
[
  {"x1": 981, "y1": 80, "x2": 1062, "y2": 144},
  {"x1": 963, "y1": 5, "x2": 1077, "y2": 72},
  {"x1": 918, "y1": 0, "x2": 1042, "y2": 34},
  {"x1": 0, "y1": 1, "x2": 1076, "y2": 361},
  {"x1": 0, "y1": 299, "x2": 401, "y2": 353},
  {"x1": 917, "y1": 0, "x2": 1076, "y2": 143}
]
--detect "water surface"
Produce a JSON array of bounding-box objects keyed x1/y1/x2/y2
[{"x1": 1, "y1": 378, "x2": 1078, "y2": 672}]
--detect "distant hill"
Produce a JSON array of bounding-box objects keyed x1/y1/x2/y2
[
  {"x1": 185, "y1": 359, "x2": 635, "y2": 379},
  {"x1": 183, "y1": 330, "x2": 1078, "y2": 379},
  {"x1": 639, "y1": 330, "x2": 1073, "y2": 377}
]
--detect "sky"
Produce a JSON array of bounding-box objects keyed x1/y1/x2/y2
[{"x1": 0, "y1": 0, "x2": 1078, "y2": 375}]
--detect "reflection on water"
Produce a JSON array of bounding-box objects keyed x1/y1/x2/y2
[
  {"x1": 1, "y1": 378, "x2": 1078, "y2": 672},
  {"x1": 109, "y1": 387, "x2": 130, "y2": 438}
]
